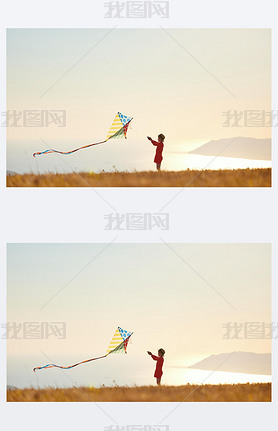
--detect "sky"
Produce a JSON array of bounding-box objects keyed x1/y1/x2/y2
[
  {"x1": 6, "y1": 29, "x2": 271, "y2": 173},
  {"x1": 7, "y1": 243, "x2": 271, "y2": 358}
]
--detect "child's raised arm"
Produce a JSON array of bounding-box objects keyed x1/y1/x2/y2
[
  {"x1": 147, "y1": 351, "x2": 158, "y2": 360},
  {"x1": 147, "y1": 137, "x2": 159, "y2": 146}
]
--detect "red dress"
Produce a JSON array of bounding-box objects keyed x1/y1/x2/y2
[
  {"x1": 151, "y1": 355, "x2": 164, "y2": 378},
  {"x1": 151, "y1": 140, "x2": 164, "y2": 164}
]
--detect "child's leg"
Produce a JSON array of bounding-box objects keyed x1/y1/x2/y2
[
  {"x1": 156, "y1": 378, "x2": 161, "y2": 385},
  {"x1": 156, "y1": 163, "x2": 161, "y2": 171}
]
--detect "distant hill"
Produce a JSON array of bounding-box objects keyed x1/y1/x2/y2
[
  {"x1": 189, "y1": 352, "x2": 271, "y2": 375},
  {"x1": 188, "y1": 137, "x2": 271, "y2": 161}
]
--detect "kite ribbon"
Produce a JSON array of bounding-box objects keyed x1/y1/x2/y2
[
  {"x1": 33, "y1": 327, "x2": 133, "y2": 372},
  {"x1": 33, "y1": 113, "x2": 133, "y2": 157},
  {"x1": 32, "y1": 139, "x2": 107, "y2": 158},
  {"x1": 33, "y1": 354, "x2": 108, "y2": 372}
]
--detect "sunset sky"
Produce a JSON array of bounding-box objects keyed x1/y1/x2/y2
[
  {"x1": 7, "y1": 29, "x2": 271, "y2": 173},
  {"x1": 7, "y1": 243, "x2": 271, "y2": 357}
]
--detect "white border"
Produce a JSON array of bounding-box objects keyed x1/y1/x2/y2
[{"x1": 1, "y1": 1, "x2": 278, "y2": 430}]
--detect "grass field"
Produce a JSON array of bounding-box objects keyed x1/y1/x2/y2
[
  {"x1": 7, "y1": 168, "x2": 271, "y2": 187},
  {"x1": 7, "y1": 383, "x2": 271, "y2": 402}
]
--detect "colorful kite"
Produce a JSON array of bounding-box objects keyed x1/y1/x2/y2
[
  {"x1": 33, "y1": 326, "x2": 133, "y2": 372},
  {"x1": 32, "y1": 112, "x2": 133, "y2": 157}
]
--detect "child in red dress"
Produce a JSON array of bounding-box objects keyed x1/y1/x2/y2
[
  {"x1": 147, "y1": 134, "x2": 165, "y2": 171},
  {"x1": 147, "y1": 348, "x2": 165, "y2": 385}
]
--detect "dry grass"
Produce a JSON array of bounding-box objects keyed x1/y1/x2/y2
[
  {"x1": 7, "y1": 168, "x2": 271, "y2": 187},
  {"x1": 7, "y1": 383, "x2": 271, "y2": 402}
]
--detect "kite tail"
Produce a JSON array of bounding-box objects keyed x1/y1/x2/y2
[
  {"x1": 33, "y1": 139, "x2": 108, "y2": 158},
  {"x1": 33, "y1": 354, "x2": 108, "y2": 372}
]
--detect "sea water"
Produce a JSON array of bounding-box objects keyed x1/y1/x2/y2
[
  {"x1": 7, "y1": 354, "x2": 271, "y2": 389},
  {"x1": 7, "y1": 139, "x2": 271, "y2": 175}
]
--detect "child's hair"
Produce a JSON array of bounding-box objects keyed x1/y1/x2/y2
[
  {"x1": 158, "y1": 348, "x2": 165, "y2": 356},
  {"x1": 158, "y1": 134, "x2": 165, "y2": 141}
]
